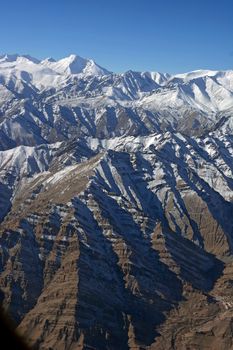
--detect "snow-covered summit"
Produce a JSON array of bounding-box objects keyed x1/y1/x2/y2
[
  {"x1": 0, "y1": 53, "x2": 232, "y2": 150},
  {"x1": 40, "y1": 54, "x2": 110, "y2": 76},
  {"x1": 0, "y1": 53, "x2": 110, "y2": 90},
  {"x1": 0, "y1": 54, "x2": 40, "y2": 64},
  {"x1": 171, "y1": 69, "x2": 219, "y2": 82}
]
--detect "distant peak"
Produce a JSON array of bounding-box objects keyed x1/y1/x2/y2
[
  {"x1": 22, "y1": 55, "x2": 40, "y2": 64},
  {"x1": 67, "y1": 54, "x2": 80, "y2": 61},
  {"x1": 0, "y1": 54, "x2": 40, "y2": 64},
  {"x1": 47, "y1": 54, "x2": 111, "y2": 76},
  {"x1": 57, "y1": 54, "x2": 87, "y2": 64},
  {"x1": 42, "y1": 57, "x2": 56, "y2": 63},
  {"x1": 171, "y1": 69, "x2": 219, "y2": 81},
  {"x1": 0, "y1": 54, "x2": 20, "y2": 62}
]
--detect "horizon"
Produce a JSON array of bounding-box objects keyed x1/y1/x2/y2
[{"x1": 0, "y1": 52, "x2": 232, "y2": 75}]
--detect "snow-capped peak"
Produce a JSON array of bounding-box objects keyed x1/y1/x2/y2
[
  {"x1": 0, "y1": 53, "x2": 111, "y2": 90},
  {"x1": 43, "y1": 54, "x2": 88, "y2": 74},
  {"x1": 146, "y1": 71, "x2": 171, "y2": 85},
  {"x1": 0, "y1": 53, "x2": 232, "y2": 116},
  {"x1": 0, "y1": 54, "x2": 40, "y2": 64},
  {"x1": 41, "y1": 54, "x2": 110, "y2": 76},
  {"x1": 170, "y1": 69, "x2": 220, "y2": 83}
]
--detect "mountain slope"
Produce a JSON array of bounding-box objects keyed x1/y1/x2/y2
[
  {"x1": 0, "y1": 54, "x2": 233, "y2": 349},
  {"x1": 0, "y1": 132, "x2": 232, "y2": 349}
]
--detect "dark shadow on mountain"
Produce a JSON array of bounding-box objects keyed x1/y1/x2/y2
[
  {"x1": 163, "y1": 229, "x2": 224, "y2": 292},
  {"x1": 186, "y1": 135, "x2": 233, "y2": 191},
  {"x1": 213, "y1": 135, "x2": 233, "y2": 175},
  {"x1": 73, "y1": 107, "x2": 96, "y2": 137},
  {"x1": 72, "y1": 197, "x2": 129, "y2": 350},
  {"x1": 78, "y1": 178, "x2": 183, "y2": 347},
  {"x1": 0, "y1": 219, "x2": 44, "y2": 325},
  {"x1": 0, "y1": 183, "x2": 12, "y2": 223},
  {"x1": 105, "y1": 148, "x2": 224, "y2": 292},
  {"x1": 156, "y1": 139, "x2": 233, "y2": 254}
]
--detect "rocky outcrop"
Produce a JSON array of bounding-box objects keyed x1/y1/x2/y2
[{"x1": 0, "y1": 131, "x2": 232, "y2": 349}]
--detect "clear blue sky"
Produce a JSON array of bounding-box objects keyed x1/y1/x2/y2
[{"x1": 1, "y1": 0, "x2": 233, "y2": 73}]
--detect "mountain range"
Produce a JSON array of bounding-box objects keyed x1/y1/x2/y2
[{"x1": 0, "y1": 54, "x2": 233, "y2": 350}]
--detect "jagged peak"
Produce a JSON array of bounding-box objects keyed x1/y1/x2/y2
[{"x1": 40, "y1": 53, "x2": 110, "y2": 76}]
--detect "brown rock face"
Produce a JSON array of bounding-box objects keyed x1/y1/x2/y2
[{"x1": 0, "y1": 132, "x2": 233, "y2": 349}]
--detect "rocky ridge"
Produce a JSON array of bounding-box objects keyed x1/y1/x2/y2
[{"x1": 0, "y1": 54, "x2": 233, "y2": 349}]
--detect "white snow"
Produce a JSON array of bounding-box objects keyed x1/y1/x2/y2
[{"x1": 0, "y1": 53, "x2": 110, "y2": 90}]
